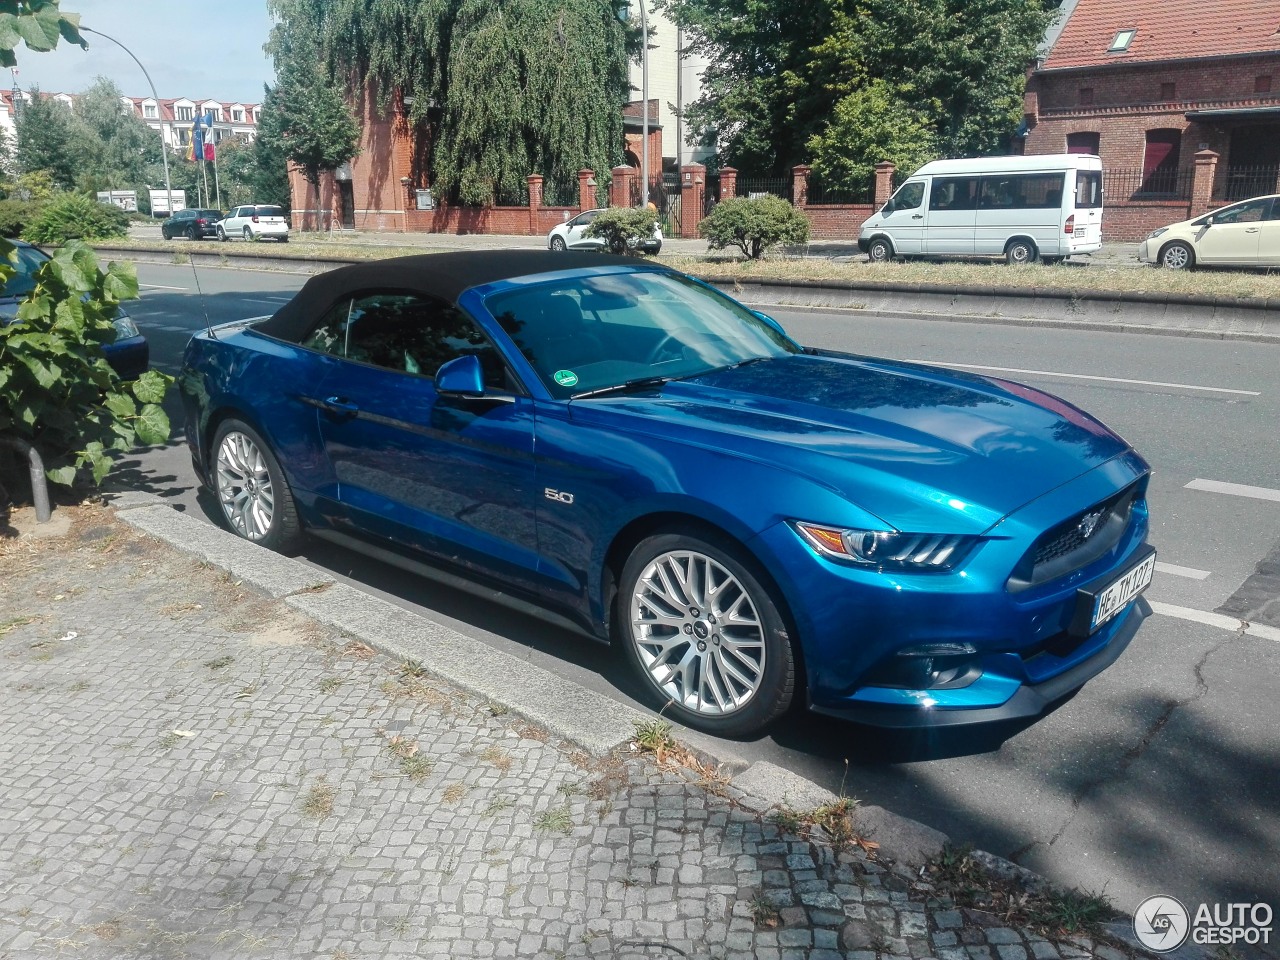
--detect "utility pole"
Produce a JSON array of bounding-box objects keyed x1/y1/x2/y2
[{"x1": 639, "y1": 0, "x2": 649, "y2": 209}]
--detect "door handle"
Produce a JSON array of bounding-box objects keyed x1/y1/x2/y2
[
  {"x1": 912, "y1": 214, "x2": 924, "y2": 220},
  {"x1": 320, "y1": 396, "x2": 360, "y2": 416},
  {"x1": 1246, "y1": 228, "x2": 1260, "y2": 233}
]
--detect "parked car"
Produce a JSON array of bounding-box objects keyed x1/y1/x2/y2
[
  {"x1": 180, "y1": 250, "x2": 1153, "y2": 736},
  {"x1": 1, "y1": 240, "x2": 148, "y2": 380},
  {"x1": 1139, "y1": 194, "x2": 1280, "y2": 270},
  {"x1": 859, "y1": 154, "x2": 1104, "y2": 264},
  {"x1": 219, "y1": 204, "x2": 290, "y2": 242},
  {"x1": 161, "y1": 208, "x2": 224, "y2": 241},
  {"x1": 548, "y1": 208, "x2": 663, "y2": 254}
]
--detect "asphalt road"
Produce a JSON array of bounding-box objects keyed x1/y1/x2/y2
[{"x1": 119, "y1": 260, "x2": 1280, "y2": 919}]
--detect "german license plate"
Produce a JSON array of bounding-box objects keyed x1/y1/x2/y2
[{"x1": 1090, "y1": 551, "x2": 1156, "y2": 632}]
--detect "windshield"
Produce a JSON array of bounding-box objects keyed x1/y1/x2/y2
[
  {"x1": 0, "y1": 245, "x2": 49, "y2": 299},
  {"x1": 485, "y1": 270, "x2": 798, "y2": 398},
  {"x1": 255, "y1": 205, "x2": 284, "y2": 217}
]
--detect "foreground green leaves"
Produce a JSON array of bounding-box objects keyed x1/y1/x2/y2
[{"x1": 0, "y1": 239, "x2": 174, "y2": 488}]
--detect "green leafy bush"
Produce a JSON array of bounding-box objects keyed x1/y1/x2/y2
[
  {"x1": 584, "y1": 206, "x2": 660, "y2": 255},
  {"x1": 0, "y1": 199, "x2": 37, "y2": 238},
  {"x1": 22, "y1": 193, "x2": 131, "y2": 245},
  {"x1": 698, "y1": 195, "x2": 810, "y2": 259},
  {"x1": 0, "y1": 240, "x2": 173, "y2": 487}
]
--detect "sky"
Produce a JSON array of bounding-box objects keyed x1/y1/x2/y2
[{"x1": 8, "y1": 0, "x2": 275, "y2": 105}]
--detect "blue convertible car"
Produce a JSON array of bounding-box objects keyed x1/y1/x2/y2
[{"x1": 180, "y1": 251, "x2": 1154, "y2": 736}]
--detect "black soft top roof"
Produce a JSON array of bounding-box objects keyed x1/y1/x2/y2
[{"x1": 255, "y1": 249, "x2": 639, "y2": 343}]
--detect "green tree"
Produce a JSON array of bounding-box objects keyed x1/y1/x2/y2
[
  {"x1": 70, "y1": 77, "x2": 164, "y2": 196},
  {"x1": 14, "y1": 85, "x2": 79, "y2": 187},
  {"x1": 266, "y1": 0, "x2": 631, "y2": 206},
  {"x1": 655, "y1": 0, "x2": 837, "y2": 176},
  {"x1": 807, "y1": 78, "x2": 939, "y2": 191}
]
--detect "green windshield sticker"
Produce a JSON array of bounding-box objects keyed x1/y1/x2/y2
[{"x1": 553, "y1": 369, "x2": 579, "y2": 387}]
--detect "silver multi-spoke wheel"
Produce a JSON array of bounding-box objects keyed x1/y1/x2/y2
[
  {"x1": 215, "y1": 431, "x2": 276, "y2": 541},
  {"x1": 630, "y1": 550, "x2": 767, "y2": 716}
]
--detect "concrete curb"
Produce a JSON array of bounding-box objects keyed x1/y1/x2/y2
[
  {"x1": 99, "y1": 243, "x2": 1280, "y2": 342},
  {"x1": 104, "y1": 491, "x2": 1054, "y2": 897}
]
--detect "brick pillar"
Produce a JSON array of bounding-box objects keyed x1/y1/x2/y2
[
  {"x1": 681, "y1": 163, "x2": 706, "y2": 238},
  {"x1": 719, "y1": 166, "x2": 738, "y2": 201},
  {"x1": 578, "y1": 169, "x2": 596, "y2": 212},
  {"x1": 527, "y1": 174, "x2": 543, "y2": 234},
  {"x1": 611, "y1": 165, "x2": 635, "y2": 208},
  {"x1": 1191, "y1": 149, "x2": 1219, "y2": 216},
  {"x1": 792, "y1": 164, "x2": 811, "y2": 207},
  {"x1": 874, "y1": 162, "x2": 897, "y2": 208}
]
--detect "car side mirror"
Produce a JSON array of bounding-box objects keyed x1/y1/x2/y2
[
  {"x1": 436, "y1": 354, "x2": 485, "y2": 397},
  {"x1": 1204, "y1": 216, "x2": 1214, "y2": 227},
  {"x1": 882, "y1": 199, "x2": 896, "y2": 214}
]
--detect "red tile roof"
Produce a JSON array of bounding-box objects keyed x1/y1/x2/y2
[{"x1": 1042, "y1": 0, "x2": 1280, "y2": 70}]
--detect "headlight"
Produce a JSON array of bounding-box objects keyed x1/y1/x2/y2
[
  {"x1": 112, "y1": 316, "x2": 140, "y2": 340},
  {"x1": 794, "y1": 522, "x2": 978, "y2": 570},
  {"x1": 1147, "y1": 227, "x2": 1169, "y2": 240}
]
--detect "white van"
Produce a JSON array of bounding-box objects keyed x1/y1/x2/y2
[{"x1": 858, "y1": 154, "x2": 1104, "y2": 264}]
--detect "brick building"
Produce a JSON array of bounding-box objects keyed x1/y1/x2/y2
[{"x1": 1024, "y1": 0, "x2": 1280, "y2": 217}]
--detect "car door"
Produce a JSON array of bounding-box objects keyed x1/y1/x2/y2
[
  {"x1": 924, "y1": 176, "x2": 978, "y2": 254},
  {"x1": 1194, "y1": 197, "x2": 1269, "y2": 264},
  {"x1": 875, "y1": 180, "x2": 928, "y2": 255},
  {"x1": 224, "y1": 207, "x2": 245, "y2": 235},
  {"x1": 1256, "y1": 198, "x2": 1280, "y2": 265},
  {"x1": 565, "y1": 210, "x2": 603, "y2": 250},
  {"x1": 304, "y1": 291, "x2": 544, "y2": 590}
]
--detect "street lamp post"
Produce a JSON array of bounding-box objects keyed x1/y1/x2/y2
[
  {"x1": 80, "y1": 26, "x2": 175, "y2": 220},
  {"x1": 639, "y1": 0, "x2": 649, "y2": 209}
]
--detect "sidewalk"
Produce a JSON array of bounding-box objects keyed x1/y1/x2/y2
[{"x1": 0, "y1": 500, "x2": 1163, "y2": 960}]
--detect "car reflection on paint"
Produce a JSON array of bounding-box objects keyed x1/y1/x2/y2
[{"x1": 179, "y1": 251, "x2": 1154, "y2": 737}]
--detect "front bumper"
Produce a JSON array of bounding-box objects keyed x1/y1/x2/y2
[
  {"x1": 1137, "y1": 238, "x2": 1154, "y2": 263},
  {"x1": 103, "y1": 335, "x2": 150, "y2": 380}
]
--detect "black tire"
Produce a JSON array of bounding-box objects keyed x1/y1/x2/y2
[
  {"x1": 549, "y1": 235, "x2": 567, "y2": 252},
  {"x1": 279, "y1": 235, "x2": 289, "y2": 243},
  {"x1": 617, "y1": 531, "x2": 796, "y2": 736},
  {"x1": 1041, "y1": 256, "x2": 1064, "y2": 266},
  {"x1": 209, "y1": 419, "x2": 303, "y2": 552},
  {"x1": 650, "y1": 241, "x2": 662, "y2": 255},
  {"x1": 609, "y1": 236, "x2": 627, "y2": 255},
  {"x1": 243, "y1": 226, "x2": 254, "y2": 241},
  {"x1": 1159, "y1": 241, "x2": 1194, "y2": 270},
  {"x1": 1005, "y1": 238, "x2": 1037, "y2": 265},
  {"x1": 188, "y1": 225, "x2": 199, "y2": 241},
  {"x1": 867, "y1": 237, "x2": 893, "y2": 263},
  {"x1": 217, "y1": 225, "x2": 228, "y2": 242}
]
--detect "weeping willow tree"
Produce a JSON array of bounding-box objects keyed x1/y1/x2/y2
[{"x1": 267, "y1": 0, "x2": 633, "y2": 205}]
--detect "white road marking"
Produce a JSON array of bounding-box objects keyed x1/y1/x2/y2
[
  {"x1": 1184, "y1": 478, "x2": 1280, "y2": 503},
  {"x1": 1155, "y1": 562, "x2": 1211, "y2": 581},
  {"x1": 909, "y1": 360, "x2": 1261, "y2": 397},
  {"x1": 1149, "y1": 600, "x2": 1280, "y2": 643},
  {"x1": 139, "y1": 283, "x2": 189, "y2": 291}
]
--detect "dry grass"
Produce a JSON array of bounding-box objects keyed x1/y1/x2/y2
[{"x1": 301, "y1": 778, "x2": 337, "y2": 819}]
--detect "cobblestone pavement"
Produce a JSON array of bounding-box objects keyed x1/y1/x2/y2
[{"x1": 2, "y1": 504, "x2": 1140, "y2": 960}]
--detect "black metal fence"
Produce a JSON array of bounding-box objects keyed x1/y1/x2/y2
[
  {"x1": 492, "y1": 183, "x2": 529, "y2": 207},
  {"x1": 1220, "y1": 165, "x2": 1280, "y2": 202},
  {"x1": 733, "y1": 177, "x2": 794, "y2": 202},
  {"x1": 540, "y1": 178, "x2": 579, "y2": 207},
  {"x1": 804, "y1": 173, "x2": 874, "y2": 205},
  {"x1": 1102, "y1": 167, "x2": 1194, "y2": 201}
]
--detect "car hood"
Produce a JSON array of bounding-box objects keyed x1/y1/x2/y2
[{"x1": 570, "y1": 352, "x2": 1130, "y2": 533}]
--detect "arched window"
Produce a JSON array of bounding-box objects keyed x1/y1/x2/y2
[{"x1": 1066, "y1": 132, "x2": 1100, "y2": 155}]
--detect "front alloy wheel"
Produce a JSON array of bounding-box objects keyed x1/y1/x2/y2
[
  {"x1": 1160, "y1": 241, "x2": 1194, "y2": 270},
  {"x1": 620, "y1": 533, "x2": 795, "y2": 735},
  {"x1": 212, "y1": 420, "x2": 301, "y2": 551},
  {"x1": 549, "y1": 235, "x2": 567, "y2": 251}
]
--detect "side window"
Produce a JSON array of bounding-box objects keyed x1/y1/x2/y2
[
  {"x1": 1267, "y1": 200, "x2": 1280, "y2": 222},
  {"x1": 1214, "y1": 199, "x2": 1269, "y2": 224},
  {"x1": 303, "y1": 293, "x2": 509, "y2": 388},
  {"x1": 892, "y1": 181, "x2": 924, "y2": 211},
  {"x1": 1075, "y1": 171, "x2": 1103, "y2": 209},
  {"x1": 929, "y1": 177, "x2": 978, "y2": 211}
]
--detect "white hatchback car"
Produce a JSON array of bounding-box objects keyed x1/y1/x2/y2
[
  {"x1": 1139, "y1": 194, "x2": 1280, "y2": 269},
  {"x1": 218, "y1": 204, "x2": 290, "y2": 243},
  {"x1": 547, "y1": 208, "x2": 662, "y2": 254}
]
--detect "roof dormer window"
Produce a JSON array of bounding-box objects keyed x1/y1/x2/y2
[{"x1": 1108, "y1": 29, "x2": 1136, "y2": 53}]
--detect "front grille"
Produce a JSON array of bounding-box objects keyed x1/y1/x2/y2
[{"x1": 1008, "y1": 483, "x2": 1141, "y2": 592}]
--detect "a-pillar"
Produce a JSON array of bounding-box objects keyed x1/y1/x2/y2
[
  {"x1": 792, "y1": 165, "x2": 811, "y2": 207},
  {"x1": 527, "y1": 174, "x2": 544, "y2": 235},
  {"x1": 680, "y1": 164, "x2": 706, "y2": 238},
  {"x1": 874, "y1": 162, "x2": 897, "y2": 209},
  {"x1": 578, "y1": 169, "x2": 596, "y2": 212},
  {"x1": 1191, "y1": 150, "x2": 1219, "y2": 216},
  {"x1": 611, "y1": 166, "x2": 636, "y2": 208}
]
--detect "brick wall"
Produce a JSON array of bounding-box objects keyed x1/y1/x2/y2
[
  {"x1": 403, "y1": 205, "x2": 577, "y2": 237},
  {"x1": 800, "y1": 204, "x2": 876, "y2": 239}
]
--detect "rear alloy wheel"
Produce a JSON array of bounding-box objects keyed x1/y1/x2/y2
[
  {"x1": 243, "y1": 226, "x2": 254, "y2": 241},
  {"x1": 1005, "y1": 239, "x2": 1037, "y2": 265},
  {"x1": 1160, "y1": 241, "x2": 1194, "y2": 270},
  {"x1": 619, "y1": 533, "x2": 795, "y2": 736},
  {"x1": 212, "y1": 419, "x2": 301, "y2": 551},
  {"x1": 217, "y1": 225, "x2": 228, "y2": 242},
  {"x1": 550, "y1": 235, "x2": 567, "y2": 252},
  {"x1": 188, "y1": 225, "x2": 199, "y2": 241},
  {"x1": 867, "y1": 237, "x2": 893, "y2": 263}
]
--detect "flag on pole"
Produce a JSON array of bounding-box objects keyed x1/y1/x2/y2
[
  {"x1": 202, "y1": 111, "x2": 216, "y2": 161},
  {"x1": 187, "y1": 114, "x2": 204, "y2": 162}
]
